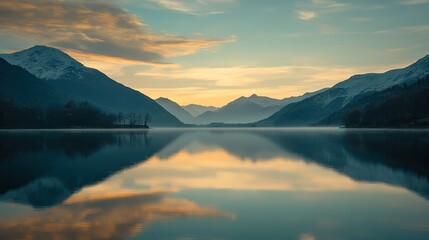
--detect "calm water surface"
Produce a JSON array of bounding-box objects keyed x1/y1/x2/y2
[{"x1": 1, "y1": 128, "x2": 429, "y2": 240}]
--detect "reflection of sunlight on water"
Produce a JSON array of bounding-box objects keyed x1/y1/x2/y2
[{"x1": 75, "y1": 148, "x2": 405, "y2": 199}]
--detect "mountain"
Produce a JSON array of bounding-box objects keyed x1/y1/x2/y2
[
  {"x1": 258, "y1": 55, "x2": 429, "y2": 126},
  {"x1": 182, "y1": 104, "x2": 219, "y2": 117},
  {"x1": 0, "y1": 46, "x2": 182, "y2": 126},
  {"x1": 0, "y1": 58, "x2": 65, "y2": 107},
  {"x1": 193, "y1": 91, "x2": 324, "y2": 125},
  {"x1": 320, "y1": 75, "x2": 429, "y2": 127},
  {"x1": 155, "y1": 97, "x2": 194, "y2": 124},
  {"x1": 243, "y1": 92, "x2": 324, "y2": 108}
]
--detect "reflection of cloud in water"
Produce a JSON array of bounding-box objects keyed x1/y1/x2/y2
[
  {"x1": 300, "y1": 233, "x2": 316, "y2": 240},
  {"x1": 83, "y1": 149, "x2": 404, "y2": 194},
  {"x1": 152, "y1": 130, "x2": 429, "y2": 199},
  {"x1": 0, "y1": 192, "x2": 234, "y2": 240}
]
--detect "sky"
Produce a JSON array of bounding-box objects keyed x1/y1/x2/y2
[{"x1": 0, "y1": 0, "x2": 428, "y2": 106}]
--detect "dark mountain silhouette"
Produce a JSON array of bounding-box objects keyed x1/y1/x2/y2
[
  {"x1": 0, "y1": 46, "x2": 183, "y2": 127},
  {"x1": 0, "y1": 58, "x2": 65, "y2": 107},
  {"x1": 258, "y1": 55, "x2": 429, "y2": 126},
  {"x1": 320, "y1": 75, "x2": 429, "y2": 127}
]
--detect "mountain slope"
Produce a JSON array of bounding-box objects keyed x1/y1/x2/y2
[
  {"x1": 244, "y1": 92, "x2": 325, "y2": 108},
  {"x1": 195, "y1": 100, "x2": 279, "y2": 124},
  {"x1": 1, "y1": 46, "x2": 182, "y2": 126},
  {"x1": 155, "y1": 97, "x2": 194, "y2": 124},
  {"x1": 320, "y1": 75, "x2": 429, "y2": 127},
  {"x1": 0, "y1": 58, "x2": 65, "y2": 107},
  {"x1": 182, "y1": 104, "x2": 219, "y2": 117},
  {"x1": 193, "y1": 91, "x2": 324, "y2": 125},
  {"x1": 259, "y1": 55, "x2": 429, "y2": 126}
]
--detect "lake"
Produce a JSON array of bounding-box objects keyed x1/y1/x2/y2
[{"x1": 1, "y1": 128, "x2": 429, "y2": 240}]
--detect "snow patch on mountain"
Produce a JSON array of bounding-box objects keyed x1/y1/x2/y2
[
  {"x1": 334, "y1": 54, "x2": 429, "y2": 103},
  {"x1": 0, "y1": 45, "x2": 84, "y2": 80}
]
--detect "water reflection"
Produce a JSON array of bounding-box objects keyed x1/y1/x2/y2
[
  {"x1": 0, "y1": 130, "x2": 182, "y2": 207},
  {"x1": 0, "y1": 192, "x2": 234, "y2": 240},
  {"x1": 1, "y1": 129, "x2": 429, "y2": 239},
  {"x1": 1, "y1": 129, "x2": 429, "y2": 204}
]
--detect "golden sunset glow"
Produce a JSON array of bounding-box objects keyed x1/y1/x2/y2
[
  {"x1": 2, "y1": 0, "x2": 428, "y2": 106},
  {"x1": 74, "y1": 148, "x2": 405, "y2": 195}
]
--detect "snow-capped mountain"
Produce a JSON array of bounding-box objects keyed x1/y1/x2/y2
[
  {"x1": 0, "y1": 45, "x2": 84, "y2": 80},
  {"x1": 259, "y1": 54, "x2": 429, "y2": 126},
  {"x1": 333, "y1": 54, "x2": 429, "y2": 101},
  {"x1": 0, "y1": 45, "x2": 183, "y2": 126}
]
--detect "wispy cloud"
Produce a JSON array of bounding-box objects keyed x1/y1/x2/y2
[
  {"x1": 147, "y1": 0, "x2": 235, "y2": 15},
  {"x1": 134, "y1": 64, "x2": 366, "y2": 106},
  {"x1": 297, "y1": 11, "x2": 317, "y2": 20},
  {"x1": 373, "y1": 25, "x2": 429, "y2": 35},
  {"x1": 398, "y1": 0, "x2": 429, "y2": 5},
  {"x1": 310, "y1": 0, "x2": 350, "y2": 11},
  {"x1": 350, "y1": 17, "x2": 372, "y2": 22},
  {"x1": 296, "y1": 0, "x2": 350, "y2": 21},
  {"x1": 0, "y1": 0, "x2": 235, "y2": 63}
]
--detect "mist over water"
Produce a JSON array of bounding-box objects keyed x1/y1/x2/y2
[{"x1": 1, "y1": 128, "x2": 429, "y2": 240}]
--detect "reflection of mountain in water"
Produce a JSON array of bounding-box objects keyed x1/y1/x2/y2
[
  {"x1": 2, "y1": 129, "x2": 429, "y2": 207},
  {"x1": 158, "y1": 129, "x2": 429, "y2": 199},
  {"x1": 0, "y1": 130, "x2": 182, "y2": 207}
]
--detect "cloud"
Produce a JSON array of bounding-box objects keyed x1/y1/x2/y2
[
  {"x1": 373, "y1": 25, "x2": 429, "y2": 35},
  {"x1": 85, "y1": 146, "x2": 403, "y2": 193},
  {"x1": 296, "y1": 0, "x2": 350, "y2": 21},
  {"x1": 0, "y1": 0, "x2": 234, "y2": 63},
  {"x1": 350, "y1": 17, "x2": 372, "y2": 22},
  {"x1": 148, "y1": 0, "x2": 235, "y2": 15},
  {"x1": 133, "y1": 64, "x2": 364, "y2": 106},
  {"x1": 398, "y1": 0, "x2": 429, "y2": 5},
  {"x1": 297, "y1": 11, "x2": 317, "y2": 20},
  {"x1": 310, "y1": 0, "x2": 350, "y2": 11}
]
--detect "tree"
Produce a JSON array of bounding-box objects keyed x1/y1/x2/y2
[
  {"x1": 143, "y1": 113, "x2": 152, "y2": 128},
  {"x1": 344, "y1": 109, "x2": 362, "y2": 128},
  {"x1": 127, "y1": 112, "x2": 137, "y2": 126}
]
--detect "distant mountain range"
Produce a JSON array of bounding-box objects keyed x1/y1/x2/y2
[
  {"x1": 182, "y1": 104, "x2": 219, "y2": 117},
  {"x1": 257, "y1": 55, "x2": 429, "y2": 126},
  {"x1": 1, "y1": 45, "x2": 428, "y2": 127},
  {"x1": 0, "y1": 46, "x2": 182, "y2": 126},
  {"x1": 196, "y1": 91, "x2": 327, "y2": 125},
  {"x1": 156, "y1": 91, "x2": 324, "y2": 125}
]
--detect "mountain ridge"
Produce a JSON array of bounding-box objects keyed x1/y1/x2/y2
[
  {"x1": 155, "y1": 97, "x2": 194, "y2": 124},
  {"x1": 182, "y1": 104, "x2": 219, "y2": 117},
  {"x1": 257, "y1": 54, "x2": 429, "y2": 126},
  {"x1": 0, "y1": 45, "x2": 183, "y2": 127}
]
